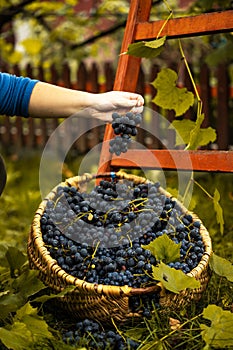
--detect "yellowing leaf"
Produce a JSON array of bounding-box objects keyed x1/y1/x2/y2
[
  {"x1": 170, "y1": 119, "x2": 195, "y2": 145},
  {"x1": 151, "y1": 68, "x2": 194, "y2": 116},
  {"x1": 171, "y1": 119, "x2": 216, "y2": 148},
  {"x1": 21, "y1": 38, "x2": 43, "y2": 55},
  {"x1": 213, "y1": 188, "x2": 224, "y2": 234},
  {"x1": 201, "y1": 305, "x2": 233, "y2": 348},
  {"x1": 186, "y1": 113, "x2": 216, "y2": 150},
  {"x1": 210, "y1": 253, "x2": 233, "y2": 282},
  {"x1": 152, "y1": 262, "x2": 200, "y2": 294},
  {"x1": 142, "y1": 234, "x2": 181, "y2": 264},
  {"x1": 124, "y1": 36, "x2": 166, "y2": 58}
]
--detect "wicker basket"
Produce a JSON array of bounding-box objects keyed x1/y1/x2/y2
[{"x1": 28, "y1": 171, "x2": 212, "y2": 323}]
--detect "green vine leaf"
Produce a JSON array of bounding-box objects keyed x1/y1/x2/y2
[
  {"x1": 142, "y1": 234, "x2": 181, "y2": 264},
  {"x1": 123, "y1": 36, "x2": 166, "y2": 58},
  {"x1": 0, "y1": 322, "x2": 32, "y2": 350},
  {"x1": 33, "y1": 285, "x2": 76, "y2": 304},
  {"x1": 186, "y1": 113, "x2": 216, "y2": 150},
  {"x1": 171, "y1": 119, "x2": 216, "y2": 149},
  {"x1": 213, "y1": 188, "x2": 224, "y2": 234},
  {"x1": 15, "y1": 303, "x2": 54, "y2": 342},
  {"x1": 13, "y1": 269, "x2": 46, "y2": 300},
  {"x1": 5, "y1": 246, "x2": 27, "y2": 275},
  {"x1": 201, "y1": 305, "x2": 233, "y2": 348},
  {"x1": 151, "y1": 68, "x2": 194, "y2": 116},
  {"x1": 209, "y1": 253, "x2": 233, "y2": 282},
  {"x1": 0, "y1": 303, "x2": 54, "y2": 350},
  {"x1": 152, "y1": 262, "x2": 200, "y2": 294}
]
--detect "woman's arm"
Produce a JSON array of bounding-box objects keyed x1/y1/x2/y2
[
  {"x1": 0, "y1": 73, "x2": 144, "y2": 120},
  {"x1": 28, "y1": 81, "x2": 144, "y2": 121}
]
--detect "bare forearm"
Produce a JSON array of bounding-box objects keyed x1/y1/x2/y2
[
  {"x1": 28, "y1": 82, "x2": 94, "y2": 118},
  {"x1": 28, "y1": 81, "x2": 144, "y2": 121}
]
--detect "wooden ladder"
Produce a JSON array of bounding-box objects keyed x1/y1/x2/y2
[{"x1": 98, "y1": 0, "x2": 233, "y2": 174}]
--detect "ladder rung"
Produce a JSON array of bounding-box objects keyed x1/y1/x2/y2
[
  {"x1": 135, "y1": 10, "x2": 233, "y2": 40},
  {"x1": 109, "y1": 149, "x2": 233, "y2": 172}
]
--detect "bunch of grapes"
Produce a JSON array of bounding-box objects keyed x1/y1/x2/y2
[
  {"x1": 109, "y1": 112, "x2": 142, "y2": 156},
  {"x1": 40, "y1": 177, "x2": 205, "y2": 320},
  {"x1": 62, "y1": 318, "x2": 139, "y2": 349}
]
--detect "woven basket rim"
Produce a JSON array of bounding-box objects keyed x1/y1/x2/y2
[{"x1": 30, "y1": 171, "x2": 212, "y2": 297}]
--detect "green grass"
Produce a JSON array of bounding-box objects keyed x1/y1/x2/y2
[{"x1": 0, "y1": 151, "x2": 232, "y2": 350}]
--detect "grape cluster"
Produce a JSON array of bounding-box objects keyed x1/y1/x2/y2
[
  {"x1": 40, "y1": 177, "x2": 205, "y2": 317},
  {"x1": 109, "y1": 112, "x2": 142, "y2": 156},
  {"x1": 62, "y1": 318, "x2": 139, "y2": 349}
]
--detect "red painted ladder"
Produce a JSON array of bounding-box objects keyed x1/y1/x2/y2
[{"x1": 98, "y1": 0, "x2": 233, "y2": 174}]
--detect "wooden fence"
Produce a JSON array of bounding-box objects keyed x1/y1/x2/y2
[{"x1": 0, "y1": 61, "x2": 232, "y2": 155}]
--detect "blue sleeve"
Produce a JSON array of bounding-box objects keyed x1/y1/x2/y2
[{"x1": 0, "y1": 72, "x2": 39, "y2": 117}]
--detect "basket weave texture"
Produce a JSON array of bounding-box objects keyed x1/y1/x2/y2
[{"x1": 28, "y1": 171, "x2": 212, "y2": 323}]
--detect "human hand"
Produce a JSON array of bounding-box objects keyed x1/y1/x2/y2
[{"x1": 77, "y1": 91, "x2": 144, "y2": 122}]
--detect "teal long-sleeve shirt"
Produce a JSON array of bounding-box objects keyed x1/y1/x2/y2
[{"x1": 0, "y1": 72, "x2": 38, "y2": 117}]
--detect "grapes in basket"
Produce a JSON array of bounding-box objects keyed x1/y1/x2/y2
[{"x1": 40, "y1": 176, "x2": 205, "y2": 316}]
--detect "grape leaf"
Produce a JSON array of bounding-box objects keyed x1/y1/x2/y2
[
  {"x1": 171, "y1": 119, "x2": 216, "y2": 148},
  {"x1": 213, "y1": 188, "x2": 224, "y2": 234},
  {"x1": 0, "y1": 322, "x2": 32, "y2": 350},
  {"x1": 152, "y1": 262, "x2": 200, "y2": 294},
  {"x1": 124, "y1": 327, "x2": 146, "y2": 342},
  {"x1": 0, "y1": 293, "x2": 24, "y2": 320},
  {"x1": 201, "y1": 305, "x2": 233, "y2": 348},
  {"x1": 151, "y1": 68, "x2": 194, "y2": 116},
  {"x1": 123, "y1": 36, "x2": 166, "y2": 58},
  {"x1": 13, "y1": 269, "x2": 46, "y2": 299},
  {"x1": 14, "y1": 303, "x2": 54, "y2": 342},
  {"x1": 186, "y1": 113, "x2": 217, "y2": 150},
  {"x1": 139, "y1": 340, "x2": 163, "y2": 350},
  {"x1": 33, "y1": 285, "x2": 76, "y2": 303},
  {"x1": 5, "y1": 246, "x2": 27, "y2": 273},
  {"x1": 142, "y1": 234, "x2": 181, "y2": 264},
  {"x1": 209, "y1": 253, "x2": 233, "y2": 282}
]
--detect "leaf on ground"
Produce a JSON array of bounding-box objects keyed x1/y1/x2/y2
[
  {"x1": 139, "y1": 340, "x2": 163, "y2": 350},
  {"x1": 13, "y1": 269, "x2": 46, "y2": 299},
  {"x1": 123, "y1": 36, "x2": 166, "y2": 58},
  {"x1": 201, "y1": 305, "x2": 233, "y2": 348},
  {"x1": 0, "y1": 322, "x2": 32, "y2": 350},
  {"x1": 14, "y1": 302, "x2": 54, "y2": 342},
  {"x1": 33, "y1": 285, "x2": 76, "y2": 303},
  {"x1": 0, "y1": 293, "x2": 24, "y2": 320},
  {"x1": 152, "y1": 262, "x2": 200, "y2": 294},
  {"x1": 5, "y1": 246, "x2": 27, "y2": 272},
  {"x1": 151, "y1": 68, "x2": 194, "y2": 116},
  {"x1": 142, "y1": 234, "x2": 181, "y2": 264},
  {"x1": 124, "y1": 327, "x2": 145, "y2": 342},
  {"x1": 209, "y1": 253, "x2": 233, "y2": 282},
  {"x1": 213, "y1": 188, "x2": 224, "y2": 234}
]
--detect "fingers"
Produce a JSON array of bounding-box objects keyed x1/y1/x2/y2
[
  {"x1": 128, "y1": 93, "x2": 144, "y2": 107},
  {"x1": 105, "y1": 91, "x2": 144, "y2": 110}
]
